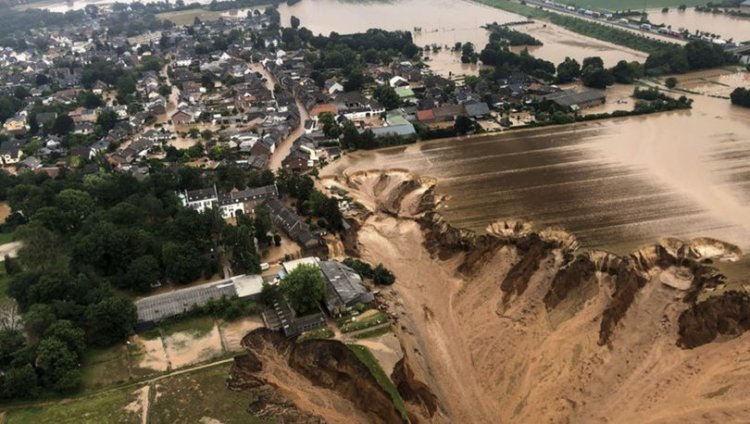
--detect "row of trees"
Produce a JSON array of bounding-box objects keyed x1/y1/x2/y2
[{"x1": 644, "y1": 40, "x2": 735, "y2": 75}]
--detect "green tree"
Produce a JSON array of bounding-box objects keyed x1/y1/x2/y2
[
  {"x1": 373, "y1": 85, "x2": 400, "y2": 111},
  {"x1": 461, "y1": 42, "x2": 477, "y2": 64},
  {"x1": 44, "y1": 320, "x2": 85, "y2": 359},
  {"x1": 665, "y1": 77, "x2": 678, "y2": 89},
  {"x1": 582, "y1": 56, "x2": 604, "y2": 70},
  {"x1": 730, "y1": 87, "x2": 750, "y2": 107},
  {"x1": 610, "y1": 60, "x2": 642, "y2": 84},
  {"x1": 290, "y1": 15, "x2": 300, "y2": 29},
  {"x1": 373, "y1": 263, "x2": 395, "y2": 285},
  {"x1": 3, "y1": 364, "x2": 38, "y2": 399},
  {"x1": 581, "y1": 66, "x2": 614, "y2": 89},
  {"x1": 162, "y1": 241, "x2": 205, "y2": 284},
  {"x1": 35, "y1": 337, "x2": 80, "y2": 391},
  {"x1": 85, "y1": 296, "x2": 136, "y2": 346},
  {"x1": 0, "y1": 329, "x2": 26, "y2": 367},
  {"x1": 226, "y1": 224, "x2": 261, "y2": 274},
  {"x1": 556, "y1": 57, "x2": 580, "y2": 83},
  {"x1": 51, "y1": 114, "x2": 74, "y2": 136},
  {"x1": 279, "y1": 264, "x2": 325, "y2": 315},
  {"x1": 96, "y1": 110, "x2": 118, "y2": 133},
  {"x1": 23, "y1": 303, "x2": 57, "y2": 338},
  {"x1": 318, "y1": 112, "x2": 341, "y2": 138},
  {"x1": 454, "y1": 115, "x2": 474, "y2": 135},
  {"x1": 124, "y1": 255, "x2": 161, "y2": 292},
  {"x1": 56, "y1": 189, "x2": 95, "y2": 232},
  {"x1": 77, "y1": 91, "x2": 104, "y2": 109}
]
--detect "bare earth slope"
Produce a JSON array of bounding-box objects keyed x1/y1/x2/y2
[{"x1": 338, "y1": 170, "x2": 750, "y2": 424}]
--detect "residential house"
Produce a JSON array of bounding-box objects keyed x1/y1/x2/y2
[
  {"x1": 464, "y1": 101, "x2": 491, "y2": 119},
  {"x1": 332, "y1": 92, "x2": 385, "y2": 120},
  {"x1": 319, "y1": 260, "x2": 375, "y2": 316},
  {"x1": 324, "y1": 78, "x2": 344, "y2": 95},
  {"x1": 265, "y1": 198, "x2": 320, "y2": 249},
  {"x1": 35, "y1": 112, "x2": 57, "y2": 127},
  {"x1": 0, "y1": 140, "x2": 24, "y2": 165},
  {"x1": 181, "y1": 186, "x2": 219, "y2": 213},
  {"x1": 433, "y1": 104, "x2": 465, "y2": 122},
  {"x1": 3, "y1": 115, "x2": 27, "y2": 136},
  {"x1": 217, "y1": 184, "x2": 279, "y2": 218},
  {"x1": 171, "y1": 109, "x2": 193, "y2": 125}
]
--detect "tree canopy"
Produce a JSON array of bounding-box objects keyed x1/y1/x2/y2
[{"x1": 279, "y1": 264, "x2": 325, "y2": 316}]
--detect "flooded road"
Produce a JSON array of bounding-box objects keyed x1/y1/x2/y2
[
  {"x1": 279, "y1": 0, "x2": 647, "y2": 74},
  {"x1": 324, "y1": 91, "x2": 750, "y2": 270},
  {"x1": 647, "y1": 8, "x2": 750, "y2": 43}
]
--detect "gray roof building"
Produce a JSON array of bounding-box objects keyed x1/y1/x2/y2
[
  {"x1": 134, "y1": 274, "x2": 263, "y2": 326},
  {"x1": 370, "y1": 123, "x2": 416, "y2": 138},
  {"x1": 319, "y1": 260, "x2": 375, "y2": 315},
  {"x1": 464, "y1": 101, "x2": 491, "y2": 118},
  {"x1": 543, "y1": 89, "x2": 606, "y2": 109}
]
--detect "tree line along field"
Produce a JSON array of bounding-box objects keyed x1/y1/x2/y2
[
  {"x1": 549, "y1": 0, "x2": 708, "y2": 10},
  {"x1": 4, "y1": 363, "x2": 272, "y2": 424}
]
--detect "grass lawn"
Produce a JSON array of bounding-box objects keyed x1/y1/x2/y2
[
  {"x1": 352, "y1": 325, "x2": 392, "y2": 339},
  {"x1": 0, "y1": 231, "x2": 15, "y2": 245},
  {"x1": 340, "y1": 311, "x2": 388, "y2": 333},
  {"x1": 149, "y1": 363, "x2": 272, "y2": 424},
  {"x1": 81, "y1": 345, "x2": 132, "y2": 390},
  {"x1": 297, "y1": 326, "x2": 335, "y2": 342},
  {"x1": 5, "y1": 385, "x2": 142, "y2": 424},
  {"x1": 347, "y1": 344, "x2": 408, "y2": 422}
]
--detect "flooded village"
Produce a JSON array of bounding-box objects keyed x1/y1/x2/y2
[{"x1": 0, "y1": 0, "x2": 748, "y2": 422}]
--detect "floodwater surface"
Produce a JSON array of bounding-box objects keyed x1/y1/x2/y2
[
  {"x1": 324, "y1": 92, "x2": 750, "y2": 269},
  {"x1": 647, "y1": 8, "x2": 750, "y2": 43},
  {"x1": 279, "y1": 0, "x2": 647, "y2": 73}
]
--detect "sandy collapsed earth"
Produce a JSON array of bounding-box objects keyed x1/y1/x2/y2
[{"x1": 315, "y1": 170, "x2": 748, "y2": 423}]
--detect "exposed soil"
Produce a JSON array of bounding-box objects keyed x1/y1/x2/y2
[
  {"x1": 229, "y1": 329, "x2": 406, "y2": 424},
  {"x1": 163, "y1": 324, "x2": 223, "y2": 369},
  {"x1": 336, "y1": 170, "x2": 750, "y2": 423}
]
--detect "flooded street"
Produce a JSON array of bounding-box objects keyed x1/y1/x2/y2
[
  {"x1": 324, "y1": 92, "x2": 750, "y2": 268},
  {"x1": 647, "y1": 8, "x2": 750, "y2": 43},
  {"x1": 279, "y1": 0, "x2": 646, "y2": 75}
]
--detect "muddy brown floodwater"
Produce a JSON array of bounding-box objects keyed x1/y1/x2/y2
[
  {"x1": 279, "y1": 0, "x2": 647, "y2": 75},
  {"x1": 647, "y1": 8, "x2": 750, "y2": 43},
  {"x1": 324, "y1": 89, "x2": 750, "y2": 278}
]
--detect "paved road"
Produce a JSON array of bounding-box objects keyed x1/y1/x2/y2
[{"x1": 524, "y1": 0, "x2": 687, "y2": 46}]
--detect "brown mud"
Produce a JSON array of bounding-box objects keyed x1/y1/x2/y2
[
  {"x1": 333, "y1": 170, "x2": 750, "y2": 423},
  {"x1": 229, "y1": 328, "x2": 411, "y2": 424}
]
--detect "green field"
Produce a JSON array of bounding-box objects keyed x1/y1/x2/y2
[
  {"x1": 0, "y1": 231, "x2": 15, "y2": 245},
  {"x1": 5, "y1": 386, "x2": 142, "y2": 424},
  {"x1": 339, "y1": 311, "x2": 388, "y2": 333},
  {"x1": 81, "y1": 345, "x2": 132, "y2": 390},
  {"x1": 561, "y1": 0, "x2": 707, "y2": 10},
  {"x1": 7, "y1": 363, "x2": 271, "y2": 424},
  {"x1": 148, "y1": 364, "x2": 272, "y2": 424}
]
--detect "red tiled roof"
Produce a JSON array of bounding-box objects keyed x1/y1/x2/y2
[
  {"x1": 310, "y1": 103, "x2": 338, "y2": 117},
  {"x1": 416, "y1": 109, "x2": 435, "y2": 122}
]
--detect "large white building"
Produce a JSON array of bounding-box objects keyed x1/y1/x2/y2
[{"x1": 179, "y1": 184, "x2": 279, "y2": 218}]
